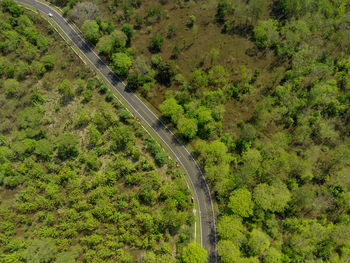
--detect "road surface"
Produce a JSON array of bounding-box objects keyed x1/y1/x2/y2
[{"x1": 15, "y1": 0, "x2": 217, "y2": 261}]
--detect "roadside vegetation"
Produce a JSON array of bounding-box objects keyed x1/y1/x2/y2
[
  {"x1": 5, "y1": 0, "x2": 350, "y2": 262},
  {"x1": 0, "y1": 2, "x2": 207, "y2": 262}
]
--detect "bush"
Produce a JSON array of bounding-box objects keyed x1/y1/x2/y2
[
  {"x1": 56, "y1": 133, "x2": 79, "y2": 159},
  {"x1": 81, "y1": 20, "x2": 100, "y2": 44},
  {"x1": 24, "y1": 239, "x2": 57, "y2": 263},
  {"x1": 34, "y1": 139, "x2": 53, "y2": 160},
  {"x1": 149, "y1": 34, "x2": 164, "y2": 53},
  {"x1": 111, "y1": 52, "x2": 132, "y2": 76},
  {"x1": 4, "y1": 78, "x2": 19, "y2": 99},
  {"x1": 58, "y1": 79, "x2": 75, "y2": 104},
  {"x1": 41, "y1": 55, "x2": 55, "y2": 70},
  {"x1": 122, "y1": 24, "x2": 134, "y2": 43}
]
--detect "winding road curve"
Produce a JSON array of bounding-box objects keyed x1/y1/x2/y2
[{"x1": 15, "y1": 0, "x2": 217, "y2": 261}]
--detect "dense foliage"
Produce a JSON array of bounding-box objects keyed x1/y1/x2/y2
[
  {"x1": 14, "y1": 0, "x2": 350, "y2": 262},
  {"x1": 0, "y1": 3, "x2": 200, "y2": 262}
]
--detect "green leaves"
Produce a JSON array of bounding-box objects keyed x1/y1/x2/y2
[
  {"x1": 228, "y1": 188, "x2": 254, "y2": 218},
  {"x1": 181, "y1": 242, "x2": 208, "y2": 263},
  {"x1": 177, "y1": 117, "x2": 198, "y2": 139},
  {"x1": 253, "y1": 182, "x2": 291, "y2": 212},
  {"x1": 81, "y1": 20, "x2": 100, "y2": 44},
  {"x1": 56, "y1": 133, "x2": 79, "y2": 160},
  {"x1": 111, "y1": 52, "x2": 132, "y2": 76}
]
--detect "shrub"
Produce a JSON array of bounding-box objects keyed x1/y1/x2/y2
[
  {"x1": 111, "y1": 52, "x2": 132, "y2": 76},
  {"x1": 149, "y1": 34, "x2": 164, "y2": 53},
  {"x1": 56, "y1": 133, "x2": 79, "y2": 159},
  {"x1": 81, "y1": 20, "x2": 100, "y2": 44},
  {"x1": 41, "y1": 55, "x2": 55, "y2": 70}
]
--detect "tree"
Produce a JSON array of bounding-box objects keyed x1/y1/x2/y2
[
  {"x1": 190, "y1": 70, "x2": 209, "y2": 90},
  {"x1": 279, "y1": 0, "x2": 311, "y2": 18},
  {"x1": 253, "y1": 182, "x2": 291, "y2": 212},
  {"x1": 254, "y1": 19, "x2": 279, "y2": 49},
  {"x1": 67, "y1": 1, "x2": 100, "y2": 26},
  {"x1": 24, "y1": 239, "x2": 57, "y2": 263},
  {"x1": 264, "y1": 247, "x2": 283, "y2": 263},
  {"x1": 56, "y1": 251, "x2": 77, "y2": 263},
  {"x1": 181, "y1": 242, "x2": 208, "y2": 263},
  {"x1": 1, "y1": 0, "x2": 23, "y2": 17},
  {"x1": 58, "y1": 79, "x2": 74, "y2": 104},
  {"x1": 149, "y1": 34, "x2": 164, "y2": 53},
  {"x1": 177, "y1": 117, "x2": 198, "y2": 139},
  {"x1": 109, "y1": 124, "x2": 135, "y2": 152},
  {"x1": 248, "y1": 0, "x2": 267, "y2": 25},
  {"x1": 159, "y1": 97, "x2": 184, "y2": 123},
  {"x1": 156, "y1": 61, "x2": 176, "y2": 86},
  {"x1": 228, "y1": 188, "x2": 254, "y2": 217},
  {"x1": 217, "y1": 240, "x2": 241, "y2": 263},
  {"x1": 217, "y1": 0, "x2": 233, "y2": 22},
  {"x1": 217, "y1": 215, "x2": 245, "y2": 246},
  {"x1": 4, "y1": 78, "x2": 19, "y2": 99},
  {"x1": 56, "y1": 133, "x2": 79, "y2": 159},
  {"x1": 34, "y1": 139, "x2": 53, "y2": 160},
  {"x1": 247, "y1": 229, "x2": 270, "y2": 256},
  {"x1": 89, "y1": 125, "x2": 101, "y2": 147},
  {"x1": 96, "y1": 30, "x2": 127, "y2": 57},
  {"x1": 41, "y1": 55, "x2": 55, "y2": 70},
  {"x1": 122, "y1": 24, "x2": 134, "y2": 44},
  {"x1": 111, "y1": 52, "x2": 132, "y2": 76},
  {"x1": 81, "y1": 20, "x2": 100, "y2": 45},
  {"x1": 208, "y1": 65, "x2": 229, "y2": 87}
]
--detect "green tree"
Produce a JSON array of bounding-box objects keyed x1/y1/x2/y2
[
  {"x1": 56, "y1": 133, "x2": 79, "y2": 159},
  {"x1": 23, "y1": 239, "x2": 57, "y2": 263},
  {"x1": 253, "y1": 182, "x2": 291, "y2": 212},
  {"x1": 4, "y1": 78, "x2": 19, "y2": 99},
  {"x1": 228, "y1": 188, "x2": 254, "y2": 217},
  {"x1": 96, "y1": 30, "x2": 127, "y2": 57},
  {"x1": 81, "y1": 20, "x2": 100, "y2": 44},
  {"x1": 109, "y1": 124, "x2": 135, "y2": 152},
  {"x1": 181, "y1": 242, "x2": 208, "y2": 263},
  {"x1": 1, "y1": 0, "x2": 23, "y2": 17},
  {"x1": 56, "y1": 251, "x2": 77, "y2": 263},
  {"x1": 279, "y1": 0, "x2": 311, "y2": 18},
  {"x1": 177, "y1": 117, "x2": 198, "y2": 139},
  {"x1": 217, "y1": 215, "x2": 245, "y2": 246},
  {"x1": 34, "y1": 139, "x2": 53, "y2": 160},
  {"x1": 217, "y1": 0, "x2": 233, "y2": 22},
  {"x1": 247, "y1": 229, "x2": 270, "y2": 256},
  {"x1": 111, "y1": 52, "x2": 132, "y2": 76},
  {"x1": 264, "y1": 247, "x2": 283, "y2": 263},
  {"x1": 58, "y1": 79, "x2": 74, "y2": 104},
  {"x1": 159, "y1": 97, "x2": 184, "y2": 123},
  {"x1": 122, "y1": 23, "x2": 134, "y2": 44},
  {"x1": 149, "y1": 34, "x2": 164, "y2": 53},
  {"x1": 190, "y1": 70, "x2": 209, "y2": 90},
  {"x1": 41, "y1": 55, "x2": 55, "y2": 70},
  {"x1": 254, "y1": 19, "x2": 280, "y2": 49},
  {"x1": 248, "y1": 0, "x2": 267, "y2": 25},
  {"x1": 217, "y1": 240, "x2": 241, "y2": 263},
  {"x1": 89, "y1": 125, "x2": 101, "y2": 147}
]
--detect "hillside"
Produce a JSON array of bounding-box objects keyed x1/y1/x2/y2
[{"x1": 0, "y1": 3, "x2": 200, "y2": 262}]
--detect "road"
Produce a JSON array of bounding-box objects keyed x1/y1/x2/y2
[{"x1": 15, "y1": 0, "x2": 217, "y2": 261}]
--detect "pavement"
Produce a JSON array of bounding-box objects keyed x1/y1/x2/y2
[{"x1": 15, "y1": 0, "x2": 217, "y2": 261}]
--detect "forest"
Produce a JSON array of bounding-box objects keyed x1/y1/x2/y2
[
  {"x1": 2, "y1": 0, "x2": 350, "y2": 262},
  {"x1": 0, "y1": 1, "x2": 207, "y2": 262}
]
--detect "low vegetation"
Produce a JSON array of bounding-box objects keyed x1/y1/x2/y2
[
  {"x1": 0, "y1": 2, "x2": 205, "y2": 262},
  {"x1": 7, "y1": 0, "x2": 350, "y2": 262}
]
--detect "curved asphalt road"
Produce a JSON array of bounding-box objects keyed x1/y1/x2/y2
[{"x1": 16, "y1": 0, "x2": 217, "y2": 261}]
